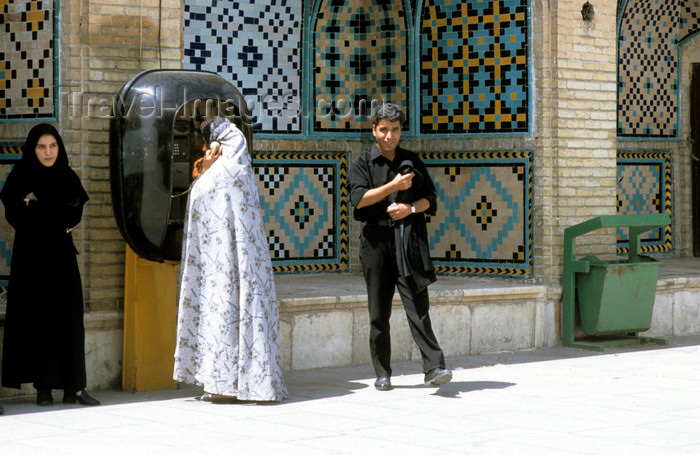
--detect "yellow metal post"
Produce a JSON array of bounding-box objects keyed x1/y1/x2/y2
[{"x1": 122, "y1": 246, "x2": 178, "y2": 391}]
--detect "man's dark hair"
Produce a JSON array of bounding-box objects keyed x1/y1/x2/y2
[{"x1": 372, "y1": 102, "x2": 406, "y2": 127}]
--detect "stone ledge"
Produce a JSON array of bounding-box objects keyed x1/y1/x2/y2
[
  {"x1": 278, "y1": 285, "x2": 547, "y2": 312},
  {"x1": 657, "y1": 275, "x2": 700, "y2": 290},
  {"x1": 0, "y1": 307, "x2": 122, "y2": 329},
  {"x1": 3, "y1": 267, "x2": 700, "y2": 396},
  {"x1": 276, "y1": 273, "x2": 543, "y2": 312},
  {"x1": 277, "y1": 278, "x2": 555, "y2": 371}
]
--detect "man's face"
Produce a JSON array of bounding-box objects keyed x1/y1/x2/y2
[{"x1": 372, "y1": 119, "x2": 402, "y2": 155}]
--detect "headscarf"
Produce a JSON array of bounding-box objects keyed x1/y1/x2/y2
[
  {"x1": 196, "y1": 117, "x2": 252, "y2": 186},
  {"x1": 192, "y1": 117, "x2": 250, "y2": 179},
  {"x1": 200, "y1": 116, "x2": 230, "y2": 145},
  {"x1": 21, "y1": 123, "x2": 70, "y2": 170},
  {"x1": 0, "y1": 123, "x2": 88, "y2": 212}
]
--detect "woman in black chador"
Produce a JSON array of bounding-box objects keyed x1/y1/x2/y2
[{"x1": 1, "y1": 123, "x2": 99, "y2": 406}]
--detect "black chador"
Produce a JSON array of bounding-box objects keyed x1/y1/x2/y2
[{"x1": 1, "y1": 123, "x2": 90, "y2": 394}]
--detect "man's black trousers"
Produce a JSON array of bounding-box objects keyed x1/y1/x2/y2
[{"x1": 359, "y1": 224, "x2": 446, "y2": 378}]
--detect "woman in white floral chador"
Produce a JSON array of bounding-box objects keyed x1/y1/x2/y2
[{"x1": 173, "y1": 117, "x2": 288, "y2": 402}]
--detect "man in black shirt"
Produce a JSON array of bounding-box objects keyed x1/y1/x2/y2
[{"x1": 348, "y1": 103, "x2": 452, "y2": 391}]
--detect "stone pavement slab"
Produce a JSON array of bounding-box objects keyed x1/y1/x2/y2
[{"x1": 1, "y1": 335, "x2": 699, "y2": 454}]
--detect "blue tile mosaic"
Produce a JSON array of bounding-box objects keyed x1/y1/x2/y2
[
  {"x1": 422, "y1": 151, "x2": 533, "y2": 276},
  {"x1": 313, "y1": 0, "x2": 408, "y2": 132},
  {"x1": 183, "y1": 0, "x2": 302, "y2": 133},
  {"x1": 618, "y1": 0, "x2": 678, "y2": 138},
  {"x1": 253, "y1": 151, "x2": 348, "y2": 272},
  {"x1": 679, "y1": 0, "x2": 700, "y2": 41},
  {"x1": 420, "y1": 0, "x2": 529, "y2": 134}
]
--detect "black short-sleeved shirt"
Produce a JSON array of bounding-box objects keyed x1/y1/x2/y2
[{"x1": 348, "y1": 143, "x2": 437, "y2": 222}]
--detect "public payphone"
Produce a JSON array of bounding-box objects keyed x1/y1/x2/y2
[
  {"x1": 109, "y1": 69, "x2": 252, "y2": 262},
  {"x1": 110, "y1": 70, "x2": 255, "y2": 390}
]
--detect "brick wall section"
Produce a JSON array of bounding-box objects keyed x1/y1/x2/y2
[
  {"x1": 60, "y1": 0, "x2": 183, "y2": 312},
  {"x1": 533, "y1": 0, "x2": 619, "y2": 284}
]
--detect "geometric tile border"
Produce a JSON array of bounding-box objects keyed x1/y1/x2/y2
[
  {"x1": 183, "y1": 0, "x2": 302, "y2": 132},
  {"x1": 0, "y1": 144, "x2": 23, "y2": 295},
  {"x1": 181, "y1": 0, "x2": 531, "y2": 138},
  {"x1": 616, "y1": 150, "x2": 672, "y2": 253},
  {"x1": 313, "y1": 0, "x2": 408, "y2": 132},
  {"x1": 679, "y1": 0, "x2": 700, "y2": 42}
]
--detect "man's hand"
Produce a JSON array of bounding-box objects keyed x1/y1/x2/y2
[
  {"x1": 356, "y1": 171, "x2": 415, "y2": 209},
  {"x1": 391, "y1": 171, "x2": 414, "y2": 192},
  {"x1": 387, "y1": 202, "x2": 411, "y2": 221}
]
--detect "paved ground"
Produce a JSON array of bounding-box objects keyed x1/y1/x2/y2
[{"x1": 1, "y1": 335, "x2": 699, "y2": 454}]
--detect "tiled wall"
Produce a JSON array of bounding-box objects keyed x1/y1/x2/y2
[
  {"x1": 182, "y1": 0, "x2": 530, "y2": 136},
  {"x1": 616, "y1": 151, "x2": 672, "y2": 253},
  {"x1": 424, "y1": 151, "x2": 533, "y2": 276},
  {"x1": 2, "y1": 0, "x2": 692, "y2": 279},
  {"x1": 183, "y1": 0, "x2": 302, "y2": 132},
  {"x1": 617, "y1": 0, "x2": 690, "y2": 138},
  {"x1": 180, "y1": 0, "x2": 535, "y2": 276},
  {"x1": 420, "y1": 0, "x2": 529, "y2": 134},
  {"x1": 254, "y1": 151, "x2": 348, "y2": 272},
  {"x1": 0, "y1": 0, "x2": 55, "y2": 120},
  {"x1": 253, "y1": 149, "x2": 535, "y2": 276},
  {"x1": 616, "y1": 0, "x2": 688, "y2": 254},
  {"x1": 680, "y1": 0, "x2": 700, "y2": 39},
  {"x1": 313, "y1": 1, "x2": 408, "y2": 132}
]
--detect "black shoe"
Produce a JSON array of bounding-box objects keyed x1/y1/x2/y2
[
  {"x1": 36, "y1": 389, "x2": 53, "y2": 406},
  {"x1": 424, "y1": 368, "x2": 452, "y2": 386},
  {"x1": 374, "y1": 376, "x2": 392, "y2": 391},
  {"x1": 0, "y1": 403, "x2": 4, "y2": 415},
  {"x1": 63, "y1": 390, "x2": 101, "y2": 406}
]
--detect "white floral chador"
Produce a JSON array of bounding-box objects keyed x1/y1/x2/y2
[{"x1": 173, "y1": 119, "x2": 288, "y2": 401}]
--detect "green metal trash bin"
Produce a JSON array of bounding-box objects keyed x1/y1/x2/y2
[
  {"x1": 576, "y1": 255, "x2": 659, "y2": 336},
  {"x1": 562, "y1": 214, "x2": 671, "y2": 350}
]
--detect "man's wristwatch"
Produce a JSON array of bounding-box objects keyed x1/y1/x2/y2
[{"x1": 410, "y1": 204, "x2": 416, "y2": 214}]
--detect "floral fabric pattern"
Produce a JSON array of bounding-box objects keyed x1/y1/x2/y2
[{"x1": 173, "y1": 123, "x2": 288, "y2": 401}]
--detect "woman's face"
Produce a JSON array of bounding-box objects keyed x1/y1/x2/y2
[{"x1": 35, "y1": 134, "x2": 59, "y2": 167}]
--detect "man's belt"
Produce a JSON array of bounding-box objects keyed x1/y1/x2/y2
[{"x1": 365, "y1": 219, "x2": 394, "y2": 227}]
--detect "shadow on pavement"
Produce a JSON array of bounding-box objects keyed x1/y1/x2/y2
[
  {"x1": 391, "y1": 380, "x2": 516, "y2": 399},
  {"x1": 3, "y1": 335, "x2": 699, "y2": 415},
  {"x1": 430, "y1": 380, "x2": 516, "y2": 398}
]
